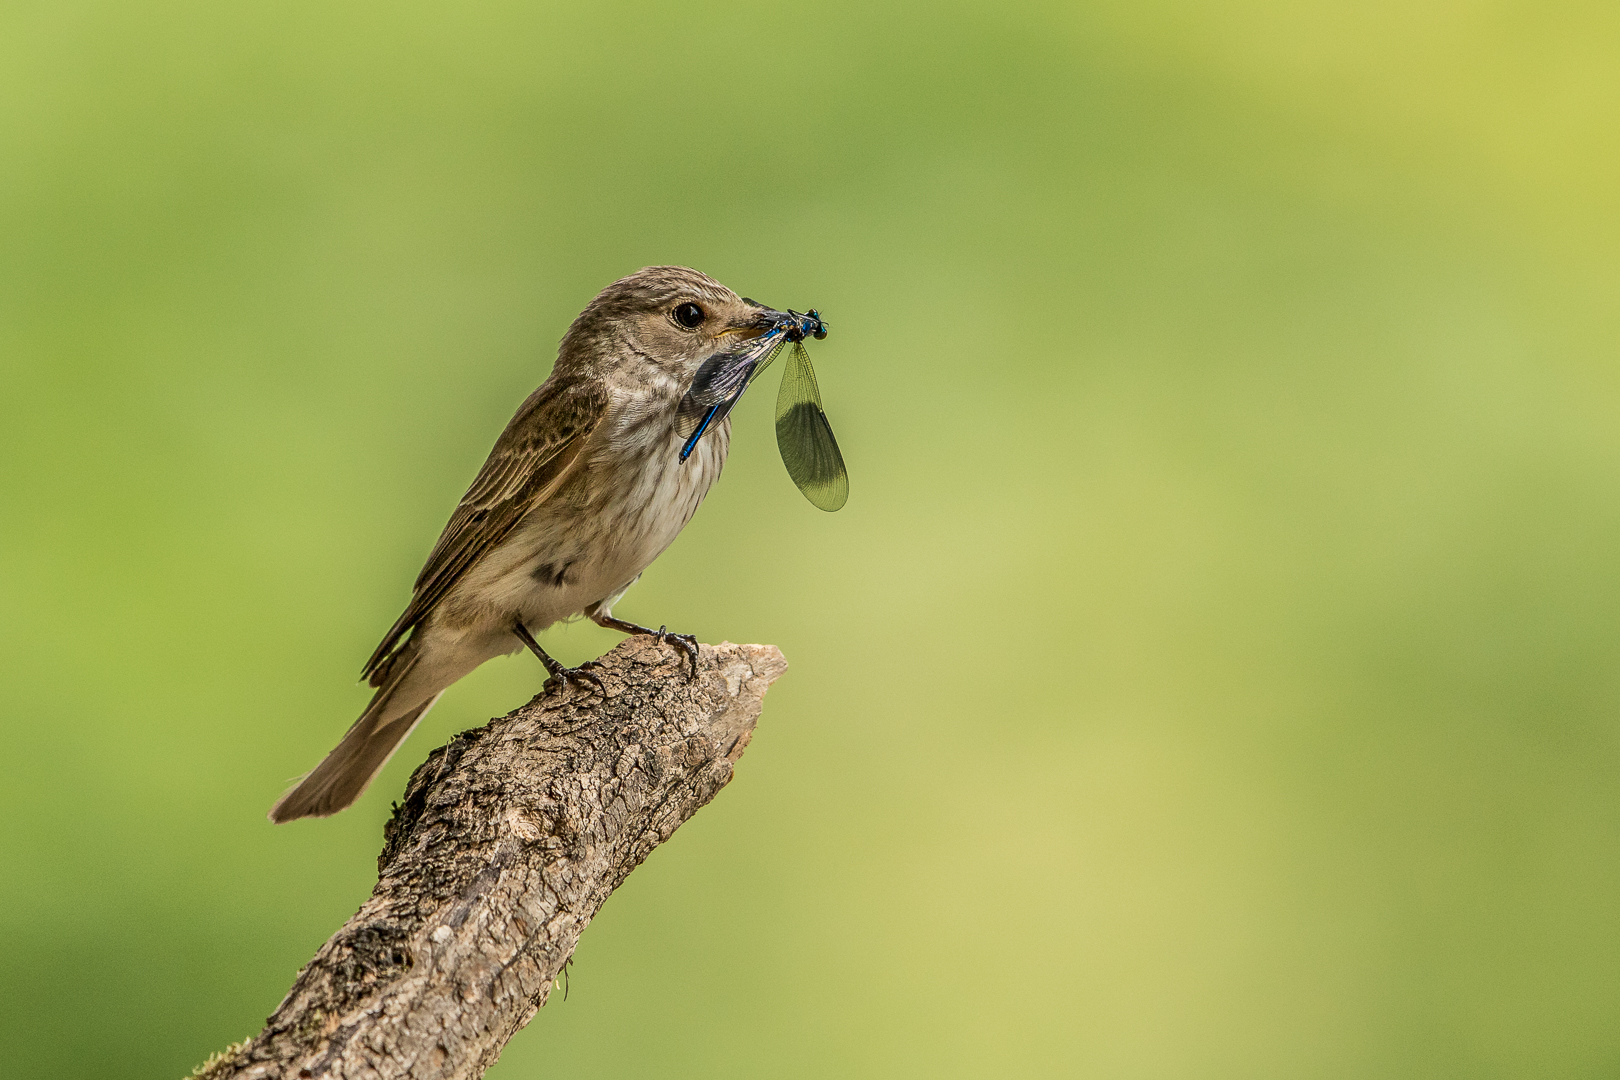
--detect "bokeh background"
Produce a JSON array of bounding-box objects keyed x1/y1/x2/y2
[{"x1": 5, "y1": 1, "x2": 1620, "y2": 1076}]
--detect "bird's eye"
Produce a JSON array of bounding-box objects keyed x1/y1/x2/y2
[{"x1": 673, "y1": 302, "x2": 705, "y2": 329}]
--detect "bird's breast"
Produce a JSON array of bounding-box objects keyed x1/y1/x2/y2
[
  {"x1": 473, "y1": 411, "x2": 729, "y2": 629},
  {"x1": 593, "y1": 411, "x2": 730, "y2": 558}
]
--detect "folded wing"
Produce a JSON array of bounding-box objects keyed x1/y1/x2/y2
[{"x1": 363, "y1": 379, "x2": 609, "y2": 683}]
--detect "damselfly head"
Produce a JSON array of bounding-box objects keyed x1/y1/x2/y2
[{"x1": 779, "y1": 308, "x2": 829, "y2": 343}]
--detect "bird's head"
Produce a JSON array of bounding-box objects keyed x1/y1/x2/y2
[{"x1": 558, "y1": 266, "x2": 817, "y2": 388}]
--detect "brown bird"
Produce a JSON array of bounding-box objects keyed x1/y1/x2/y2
[{"x1": 270, "y1": 266, "x2": 841, "y2": 823}]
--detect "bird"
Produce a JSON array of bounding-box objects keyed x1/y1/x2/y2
[{"x1": 270, "y1": 266, "x2": 825, "y2": 823}]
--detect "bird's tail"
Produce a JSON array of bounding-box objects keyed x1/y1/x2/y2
[{"x1": 268, "y1": 645, "x2": 440, "y2": 823}]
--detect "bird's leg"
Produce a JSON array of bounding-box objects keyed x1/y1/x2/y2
[
  {"x1": 591, "y1": 613, "x2": 700, "y2": 679},
  {"x1": 512, "y1": 620, "x2": 604, "y2": 697}
]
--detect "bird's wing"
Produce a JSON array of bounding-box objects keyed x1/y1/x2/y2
[{"x1": 362, "y1": 379, "x2": 609, "y2": 683}]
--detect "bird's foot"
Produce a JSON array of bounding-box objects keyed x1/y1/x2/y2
[
  {"x1": 513, "y1": 619, "x2": 605, "y2": 698},
  {"x1": 592, "y1": 615, "x2": 701, "y2": 680},
  {"x1": 653, "y1": 626, "x2": 701, "y2": 680},
  {"x1": 545, "y1": 663, "x2": 606, "y2": 699}
]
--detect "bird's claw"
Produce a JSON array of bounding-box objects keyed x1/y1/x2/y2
[
  {"x1": 590, "y1": 615, "x2": 700, "y2": 680},
  {"x1": 548, "y1": 663, "x2": 605, "y2": 698},
  {"x1": 653, "y1": 625, "x2": 701, "y2": 680}
]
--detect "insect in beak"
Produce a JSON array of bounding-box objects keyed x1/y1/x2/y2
[{"x1": 676, "y1": 307, "x2": 847, "y2": 512}]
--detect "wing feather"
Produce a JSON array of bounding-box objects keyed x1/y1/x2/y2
[{"x1": 362, "y1": 379, "x2": 609, "y2": 682}]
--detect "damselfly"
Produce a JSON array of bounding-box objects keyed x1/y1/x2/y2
[{"x1": 678, "y1": 308, "x2": 848, "y2": 512}]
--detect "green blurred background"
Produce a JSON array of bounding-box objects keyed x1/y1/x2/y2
[{"x1": 4, "y1": 0, "x2": 1620, "y2": 1076}]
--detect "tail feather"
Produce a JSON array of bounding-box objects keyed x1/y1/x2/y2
[
  {"x1": 269, "y1": 645, "x2": 440, "y2": 823},
  {"x1": 267, "y1": 696, "x2": 440, "y2": 822}
]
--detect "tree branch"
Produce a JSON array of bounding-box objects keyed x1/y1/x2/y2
[{"x1": 194, "y1": 637, "x2": 787, "y2": 1080}]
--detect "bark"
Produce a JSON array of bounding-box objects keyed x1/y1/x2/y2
[{"x1": 193, "y1": 637, "x2": 786, "y2": 1080}]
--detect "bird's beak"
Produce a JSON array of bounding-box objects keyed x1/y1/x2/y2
[
  {"x1": 723, "y1": 304, "x2": 828, "y2": 342},
  {"x1": 718, "y1": 306, "x2": 782, "y2": 340}
]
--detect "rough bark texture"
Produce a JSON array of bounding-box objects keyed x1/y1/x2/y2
[{"x1": 194, "y1": 637, "x2": 786, "y2": 1080}]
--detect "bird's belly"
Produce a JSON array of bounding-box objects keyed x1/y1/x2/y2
[{"x1": 471, "y1": 421, "x2": 729, "y2": 630}]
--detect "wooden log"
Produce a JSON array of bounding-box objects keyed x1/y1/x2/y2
[{"x1": 193, "y1": 637, "x2": 786, "y2": 1080}]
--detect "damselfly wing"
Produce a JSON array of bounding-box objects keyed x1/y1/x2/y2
[{"x1": 774, "y1": 339, "x2": 848, "y2": 511}]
